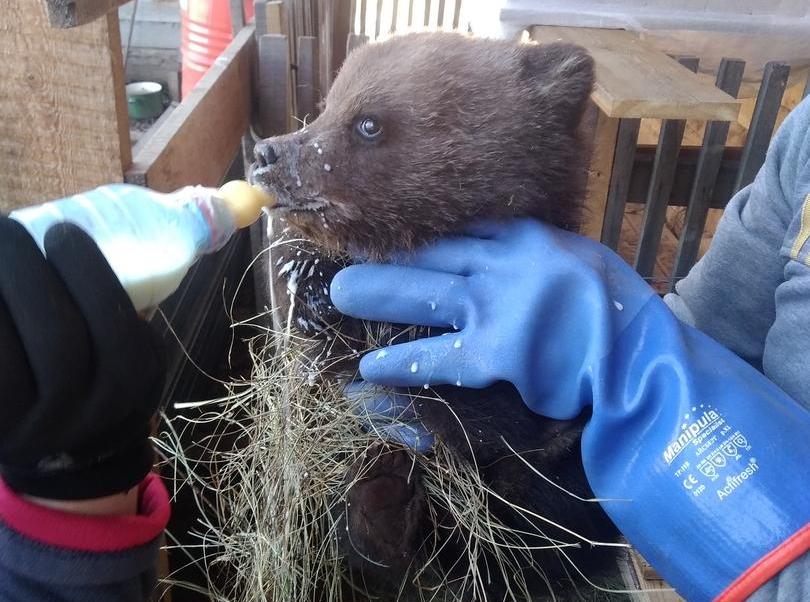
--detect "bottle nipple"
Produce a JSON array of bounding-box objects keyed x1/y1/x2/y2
[{"x1": 218, "y1": 180, "x2": 276, "y2": 228}]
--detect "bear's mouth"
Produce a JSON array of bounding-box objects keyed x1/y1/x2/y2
[{"x1": 249, "y1": 165, "x2": 330, "y2": 213}]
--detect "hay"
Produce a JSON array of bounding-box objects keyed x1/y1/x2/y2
[{"x1": 154, "y1": 308, "x2": 638, "y2": 601}]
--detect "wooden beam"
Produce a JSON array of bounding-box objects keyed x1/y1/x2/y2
[
  {"x1": 41, "y1": 0, "x2": 128, "y2": 28},
  {"x1": 530, "y1": 27, "x2": 740, "y2": 121},
  {"x1": 125, "y1": 26, "x2": 256, "y2": 191},
  {"x1": 1, "y1": 7, "x2": 130, "y2": 212},
  {"x1": 297, "y1": 36, "x2": 319, "y2": 123},
  {"x1": 600, "y1": 117, "x2": 640, "y2": 250},
  {"x1": 257, "y1": 33, "x2": 291, "y2": 136},
  {"x1": 580, "y1": 101, "x2": 620, "y2": 241},
  {"x1": 634, "y1": 57, "x2": 698, "y2": 277},
  {"x1": 733, "y1": 62, "x2": 790, "y2": 194},
  {"x1": 671, "y1": 58, "x2": 745, "y2": 286}
]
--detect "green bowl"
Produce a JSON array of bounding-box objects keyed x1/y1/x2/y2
[{"x1": 126, "y1": 81, "x2": 165, "y2": 120}]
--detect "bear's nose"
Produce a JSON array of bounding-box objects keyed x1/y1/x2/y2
[{"x1": 254, "y1": 141, "x2": 279, "y2": 167}]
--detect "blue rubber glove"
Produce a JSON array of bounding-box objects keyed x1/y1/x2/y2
[
  {"x1": 331, "y1": 219, "x2": 810, "y2": 602},
  {"x1": 344, "y1": 381, "x2": 434, "y2": 453}
]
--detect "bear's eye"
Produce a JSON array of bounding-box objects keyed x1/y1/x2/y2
[{"x1": 357, "y1": 117, "x2": 382, "y2": 139}]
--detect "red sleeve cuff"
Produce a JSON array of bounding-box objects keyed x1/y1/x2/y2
[
  {"x1": 715, "y1": 522, "x2": 810, "y2": 602},
  {"x1": 0, "y1": 472, "x2": 170, "y2": 552}
]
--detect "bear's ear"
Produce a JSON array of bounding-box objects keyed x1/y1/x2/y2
[{"x1": 519, "y1": 42, "x2": 595, "y2": 128}]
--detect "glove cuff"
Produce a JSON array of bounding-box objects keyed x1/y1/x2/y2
[{"x1": 0, "y1": 438, "x2": 155, "y2": 500}]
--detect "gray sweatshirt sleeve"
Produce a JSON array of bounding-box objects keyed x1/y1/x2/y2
[
  {"x1": 0, "y1": 522, "x2": 160, "y2": 601},
  {"x1": 664, "y1": 96, "x2": 810, "y2": 600},
  {"x1": 0, "y1": 473, "x2": 169, "y2": 601}
]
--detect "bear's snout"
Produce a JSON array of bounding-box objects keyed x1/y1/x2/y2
[{"x1": 254, "y1": 140, "x2": 279, "y2": 167}]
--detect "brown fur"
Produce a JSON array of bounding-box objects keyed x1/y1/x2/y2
[
  {"x1": 254, "y1": 33, "x2": 620, "y2": 600},
  {"x1": 252, "y1": 33, "x2": 594, "y2": 259}
]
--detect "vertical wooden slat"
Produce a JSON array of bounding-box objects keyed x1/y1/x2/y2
[
  {"x1": 600, "y1": 118, "x2": 640, "y2": 250},
  {"x1": 266, "y1": 0, "x2": 284, "y2": 33},
  {"x1": 390, "y1": 0, "x2": 399, "y2": 32},
  {"x1": 452, "y1": 0, "x2": 462, "y2": 29},
  {"x1": 733, "y1": 61, "x2": 790, "y2": 194},
  {"x1": 580, "y1": 102, "x2": 620, "y2": 241},
  {"x1": 424, "y1": 0, "x2": 431, "y2": 26},
  {"x1": 229, "y1": 0, "x2": 245, "y2": 34},
  {"x1": 359, "y1": 0, "x2": 367, "y2": 36},
  {"x1": 634, "y1": 57, "x2": 699, "y2": 278},
  {"x1": 373, "y1": 0, "x2": 383, "y2": 38},
  {"x1": 437, "y1": 0, "x2": 445, "y2": 27},
  {"x1": 254, "y1": 0, "x2": 268, "y2": 36},
  {"x1": 349, "y1": 0, "x2": 357, "y2": 33},
  {"x1": 257, "y1": 33, "x2": 291, "y2": 136},
  {"x1": 407, "y1": 0, "x2": 414, "y2": 26},
  {"x1": 803, "y1": 72, "x2": 810, "y2": 99},
  {"x1": 671, "y1": 59, "x2": 745, "y2": 288},
  {"x1": 1, "y1": 7, "x2": 130, "y2": 211},
  {"x1": 297, "y1": 36, "x2": 319, "y2": 123},
  {"x1": 347, "y1": 32, "x2": 369, "y2": 55}
]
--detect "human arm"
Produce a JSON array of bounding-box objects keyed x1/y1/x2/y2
[
  {"x1": 0, "y1": 217, "x2": 169, "y2": 600},
  {"x1": 330, "y1": 220, "x2": 809, "y2": 602},
  {"x1": 665, "y1": 95, "x2": 810, "y2": 407}
]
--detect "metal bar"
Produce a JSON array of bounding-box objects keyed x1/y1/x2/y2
[
  {"x1": 733, "y1": 61, "x2": 790, "y2": 193},
  {"x1": 634, "y1": 57, "x2": 698, "y2": 278},
  {"x1": 671, "y1": 58, "x2": 745, "y2": 289},
  {"x1": 600, "y1": 118, "x2": 640, "y2": 250}
]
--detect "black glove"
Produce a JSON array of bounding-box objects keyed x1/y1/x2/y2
[{"x1": 0, "y1": 217, "x2": 165, "y2": 500}]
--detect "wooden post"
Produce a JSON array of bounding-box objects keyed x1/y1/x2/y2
[
  {"x1": 581, "y1": 103, "x2": 620, "y2": 241},
  {"x1": 297, "y1": 36, "x2": 320, "y2": 123},
  {"x1": 1, "y1": 6, "x2": 130, "y2": 212},
  {"x1": 600, "y1": 118, "x2": 641, "y2": 250},
  {"x1": 257, "y1": 33, "x2": 292, "y2": 136},
  {"x1": 733, "y1": 62, "x2": 790, "y2": 194},
  {"x1": 671, "y1": 58, "x2": 745, "y2": 287},
  {"x1": 40, "y1": 0, "x2": 129, "y2": 28},
  {"x1": 634, "y1": 57, "x2": 699, "y2": 278}
]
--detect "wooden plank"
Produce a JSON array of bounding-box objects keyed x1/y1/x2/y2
[
  {"x1": 297, "y1": 36, "x2": 319, "y2": 123},
  {"x1": 733, "y1": 62, "x2": 790, "y2": 194},
  {"x1": 254, "y1": 0, "x2": 268, "y2": 36},
  {"x1": 124, "y1": 26, "x2": 255, "y2": 191},
  {"x1": 229, "y1": 0, "x2": 245, "y2": 34},
  {"x1": 634, "y1": 57, "x2": 697, "y2": 277},
  {"x1": 671, "y1": 59, "x2": 745, "y2": 288},
  {"x1": 437, "y1": 0, "x2": 445, "y2": 27},
  {"x1": 407, "y1": 0, "x2": 414, "y2": 27},
  {"x1": 1, "y1": 7, "x2": 129, "y2": 212},
  {"x1": 530, "y1": 27, "x2": 740, "y2": 121},
  {"x1": 257, "y1": 33, "x2": 291, "y2": 136},
  {"x1": 452, "y1": 0, "x2": 462, "y2": 29},
  {"x1": 424, "y1": 0, "x2": 431, "y2": 26},
  {"x1": 359, "y1": 0, "x2": 367, "y2": 36},
  {"x1": 375, "y1": 0, "x2": 383, "y2": 37},
  {"x1": 600, "y1": 118, "x2": 640, "y2": 250},
  {"x1": 390, "y1": 0, "x2": 399, "y2": 33},
  {"x1": 347, "y1": 32, "x2": 368, "y2": 55},
  {"x1": 41, "y1": 0, "x2": 128, "y2": 28},
  {"x1": 267, "y1": 0, "x2": 284, "y2": 34},
  {"x1": 580, "y1": 102, "x2": 620, "y2": 241}
]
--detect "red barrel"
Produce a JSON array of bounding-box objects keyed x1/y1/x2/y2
[{"x1": 180, "y1": 0, "x2": 255, "y2": 98}]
